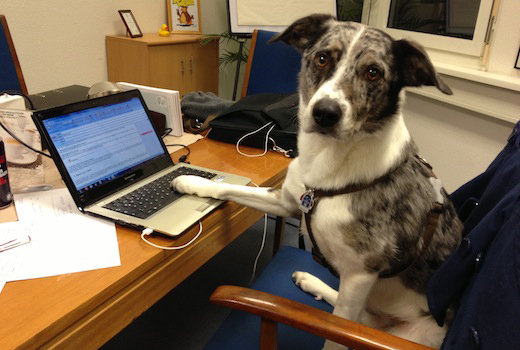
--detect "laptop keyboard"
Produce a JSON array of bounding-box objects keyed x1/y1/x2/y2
[{"x1": 103, "y1": 166, "x2": 217, "y2": 219}]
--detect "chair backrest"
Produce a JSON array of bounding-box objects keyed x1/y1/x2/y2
[
  {"x1": 0, "y1": 15, "x2": 28, "y2": 94},
  {"x1": 241, "y1": 30, "x2": 301, "y2": 98}
]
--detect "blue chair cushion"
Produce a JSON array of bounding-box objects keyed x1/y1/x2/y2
[{"x1": 205, "y1": 246, "x2": 340, "y2": 350}]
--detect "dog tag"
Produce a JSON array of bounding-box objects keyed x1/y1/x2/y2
[{"x1": 299, "y1": 189, "x2": 315, "y2": 213}]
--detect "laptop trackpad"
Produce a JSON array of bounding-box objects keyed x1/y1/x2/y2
[{"x1": 196, "y1": 199, "x2": 220, "y2": 212}]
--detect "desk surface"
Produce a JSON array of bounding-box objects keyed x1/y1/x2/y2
[{"x1": 0, "y1": 137, "x2": 291, "y2": 350}]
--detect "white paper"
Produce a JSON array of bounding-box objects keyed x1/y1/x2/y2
[
  {"x1": 13, "y1": 188, "x2": 79, "y2": 220},
  {"x1": 0, "y1": 258, "x2": 15, "y2": 294},
  {"x1": 0, "y1": 188, "x2": 120, "y2": 285}
]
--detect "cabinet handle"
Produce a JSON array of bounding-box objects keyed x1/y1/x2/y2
[
  {"x1": 181, "y1": 59, "x2": 185, "y2": 74},
  {"x1": 189, "y1": 56, "x2": 194, "y2": 73}
]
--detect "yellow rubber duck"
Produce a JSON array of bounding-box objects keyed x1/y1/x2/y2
[{"x1": 159, "y1": 24, "x2": 170, "y2": 37}]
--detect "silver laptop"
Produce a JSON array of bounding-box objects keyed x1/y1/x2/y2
[{"x1": 32, "y1": 90, "x2": 250, "y2": 237}]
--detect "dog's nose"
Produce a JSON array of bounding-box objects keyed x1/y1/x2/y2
[{"x1": 312, "y1": 99, "x2": 342, "y2": 127}]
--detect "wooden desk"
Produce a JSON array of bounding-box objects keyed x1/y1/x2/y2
[{"x1": 0, "y1": 138, "x2": 291, "y2": 349}]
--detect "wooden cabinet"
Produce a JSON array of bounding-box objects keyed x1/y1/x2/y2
[{"x1": 106, "y1": 34, "x2": 218, "y2": 97}]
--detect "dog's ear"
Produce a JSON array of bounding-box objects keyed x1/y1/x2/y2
[
  {"x1": 393, "y1": 39, "x2": 452, "y2": 95},
  {"x1": 269, "y1": 14, "x2": 334, "y2": 50}
]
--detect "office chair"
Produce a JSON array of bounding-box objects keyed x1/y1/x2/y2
[
  {"x1": 240, "y1": 30, "x2": 301, "y2": 98},
  {"x1": 205, "y1": 121, "x2": 520, "y2": 349},
  {"x1": 0, "y1": 15, "x2": 28, "y2": 95}
]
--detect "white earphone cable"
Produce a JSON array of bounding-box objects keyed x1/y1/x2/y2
[{"x1": 236, "y1": 121, "x2": 276, "y2": 157}]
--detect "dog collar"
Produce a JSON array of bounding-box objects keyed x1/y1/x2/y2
[{"x1": 299, "y1": 173, "x2": 391, "y2": 213}]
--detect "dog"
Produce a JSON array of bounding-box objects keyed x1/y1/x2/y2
[{"x1": 172, "y1": 14, "x2": 463, "y2": 349}]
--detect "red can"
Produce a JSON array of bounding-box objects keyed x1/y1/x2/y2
[{"x1": 0, "y1": 137, "x2": 13, "y2": 208}]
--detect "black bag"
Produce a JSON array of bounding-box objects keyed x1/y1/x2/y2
[{"x1": 208, "y1": 93, "x2": 299, "y2": 157}]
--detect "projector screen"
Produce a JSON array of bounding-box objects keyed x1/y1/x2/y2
[{"x1": 227, "y1": 0, "x2": 337, "y2": 36}]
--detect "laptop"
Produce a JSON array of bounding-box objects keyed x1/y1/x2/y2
[{"x1": 32, "y1": 90, "x2": 251, "y2": 237}]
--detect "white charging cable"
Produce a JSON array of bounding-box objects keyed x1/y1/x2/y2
[
  {"x1": 236, "y1": 121, "x2": 276, "y2": 157},
  {"x1": 140, "y1": 182, "x2": 269, "y2": 285},
  {"x1": 141, "y1": 221, "x2": 203, "y2": 250},
  {"x1": 249, "y1": 212, "x2": 268, "y2": 285},
  {"x1": 248, "y1": 181, "x2": 268, "y2": 285}
]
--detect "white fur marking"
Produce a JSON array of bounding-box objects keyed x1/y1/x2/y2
[
  {"x1": 429, "y1": 177, "x2": 444, "y2": 204},
  {"x1": 306, "y1": 27, "x2": 366, "y2": 119},
  {"x1": 293, "y1": 271, "x2": 338, "y2": 306}
]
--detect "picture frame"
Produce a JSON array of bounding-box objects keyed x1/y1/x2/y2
[
  {"x1": 167, "y1": 0, "x2": 202, "y2": 35},
  {"x1": 118, "y1": 10, "x2": 143, "y2": 38},
  {"x1": 515, "y1": 48, "x2": 520, "y2": 70}
]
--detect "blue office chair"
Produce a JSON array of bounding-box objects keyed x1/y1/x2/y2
[
  {"x1": 0, "y1": 15, "x2": 28, "y2": 94},
  {"x1": 204, "y1": 121, "x2": 520, "y2": 349},
  {"x1": 241, "y1": 30, "x2": 301, "y2": 98}
]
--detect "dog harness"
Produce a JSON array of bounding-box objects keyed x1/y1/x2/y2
[{"x1": 299, "y1": 156, "x2": 444, "y2": 279}]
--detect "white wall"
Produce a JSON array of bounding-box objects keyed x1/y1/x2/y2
[
  {"x1": 403, "y1": 93, "x2": 513, "y2": 192},
  {"x1": 1, "y1": 0, "x2": 235, "y2": 95},
  {"x1": 3, "y1": 1, "x2": 164, "y2": 93}
]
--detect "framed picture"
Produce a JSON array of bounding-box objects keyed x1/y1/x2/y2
[
  {"x1": 167, "y1": 0, "x2": 202, "y2": 35},
  {"x1": 515, "y1": 48, "x2": 520, "y2": 70},
  {"x1": 118, "y1": 10, "x2": 143, "y2": 38}
]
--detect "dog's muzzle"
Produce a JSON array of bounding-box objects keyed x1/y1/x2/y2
[{"x1": 312, "y1": 98, "x2": 342, "y2": 128}]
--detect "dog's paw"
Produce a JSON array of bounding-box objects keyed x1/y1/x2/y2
[
  {"x1": 171, "y1": 175, "x2": 215, "y2": 198},
  {"x1": 292, "y1": 271, "x2": 329, "y2": 301}
]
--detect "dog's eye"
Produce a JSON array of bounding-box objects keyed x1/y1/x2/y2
[
  {"x1": 365, "y1": 66, "x2": 382, "y2": 81},
  {"x1": 314, "y1": 53, "x2": 330, "y2": 68}
]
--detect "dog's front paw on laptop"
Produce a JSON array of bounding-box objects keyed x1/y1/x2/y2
[
  {"x1": 172, "y1": 175, "x2": 215, "y2": 197},
  {"x1": 293, "y1": 271, "x2": 338, "y2": 306}
]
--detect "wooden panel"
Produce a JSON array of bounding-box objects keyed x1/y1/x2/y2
[
  {"x1": 148, "y1": 43, "x2": 186, "y2": 92},
  {"x1": 0, "y1": 138, "x2": 291, "y2": 350},
  {"x1": 106, "y1": 34, "x2": 218, "y2": 96},
  {"x1": 108, "y1": 33, "x2": 202, "y2": 46},
  {"x1": 187, "y1": 40, "x2": 219, "y2": 95},
  {"x1": 106, "y1": 37, "x2": 150, "y2": 85}
]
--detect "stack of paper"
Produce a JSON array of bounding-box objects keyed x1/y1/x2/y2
[{"x1": 0, "y1": 188, "x2": 120, "y2": 295}]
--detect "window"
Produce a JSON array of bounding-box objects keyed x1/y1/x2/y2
[
  {"x1": 337, "y1": 0, "x2": 364, "y2": 23},
  {"x1": 388, "y1": 0, "x2": 480, "y2": 40},
  {"x1": 338, "y1": 0, "x2": 497, "y2": 61}
]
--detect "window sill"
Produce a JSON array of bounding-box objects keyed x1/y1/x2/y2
[
  {"x1": 435, "y1": 62, "x2": 520, "y2": 92},
  {"x1": 406, "y1": 62, "x2": 520, "y2": 125}
]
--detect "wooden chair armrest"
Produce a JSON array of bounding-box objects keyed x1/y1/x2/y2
[{"x1": 210, "y1": 285, "x2": 434, "y2": 350}]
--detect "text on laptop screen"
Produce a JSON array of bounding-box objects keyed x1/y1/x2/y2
[{"x1": 42, "y1": 97, "x2": 164, "y2": 192}]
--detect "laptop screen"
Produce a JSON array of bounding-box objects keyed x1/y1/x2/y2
[{"x1": 34, "y1": 90, "x2": 173, "y2": 207}]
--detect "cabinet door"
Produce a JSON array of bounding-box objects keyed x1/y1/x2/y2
[
  {"x1": 148, "y1": 44, "x2": 187, "y2": 93},
  {"x1": 106, "y1": 38, "x2": 150, "y2": 85},
  {"x1": 186, "y1": 41, "x2": 219, "y2": 95}
]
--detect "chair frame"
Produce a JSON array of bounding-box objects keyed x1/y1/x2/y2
[
  {"x1": 211, "y1": 285, "x2": 434, "y2": 350},
  {"x1": 0, "y1": 14, "x2": 28, "y2": 95},
  {"x1": 240, "y1": 29, "x2": 260, "y2": 99}
]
